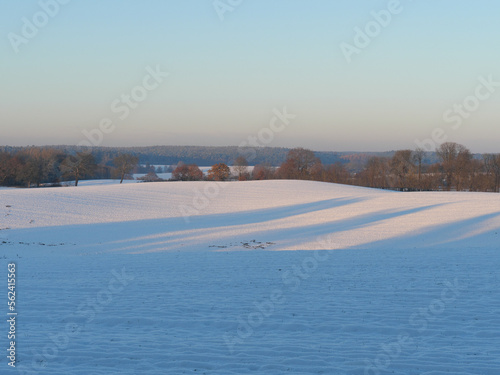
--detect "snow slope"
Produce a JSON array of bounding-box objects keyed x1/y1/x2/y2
[{"x1": 1, "y1": 180, "x2": 499, "y2": 374}]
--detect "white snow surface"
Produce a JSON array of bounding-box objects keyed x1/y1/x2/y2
[{"x1": 1, "y1": 180, "x2": 499, "y2": 374}]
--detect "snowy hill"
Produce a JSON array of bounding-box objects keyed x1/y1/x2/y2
[
  {"x1": 1, "y1": 180, "x2": 499, "y2": 374},
  {"x1": 2, "y1": 180, "x2": 499, "y2": 252}
]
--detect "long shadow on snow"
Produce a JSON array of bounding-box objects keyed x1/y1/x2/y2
[
  {"x1": 186, "y1": 197, "x2": 366, "y2": 226},
  {"x1": 105, "y1": 197, "x2": 368, "y2": 252},
  {"x1": 3, "y1": 197, "x2": 366, "y2": 252},
  {"x1": 347, "y1": 211, "x2": 500, "y2": 251},
  {"x1": 238, "y1": 203, "x2": 449, "y2": 251},
  {"x1": 111, "y1": 203, "x2": 447, "y2": 253}
]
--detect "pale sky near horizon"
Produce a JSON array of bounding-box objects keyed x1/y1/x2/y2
[{"x1": 1, "y1": 0, "x2": 499, "y2": 152}]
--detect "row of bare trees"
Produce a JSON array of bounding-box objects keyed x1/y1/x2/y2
[
  {"x1": 355, "y1": 143, "x2": 500, "y2": 192},
  {"x1": 270, "y1": 143, "x2": 499, "y2": 192},
  {"x1": 0, "y1": 148, "x2": 139, "y2": 187}
]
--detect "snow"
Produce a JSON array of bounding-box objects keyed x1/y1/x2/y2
[
  {"x1": 1, "y1": 180, "x2": 499, "y2": 374},
  {"x1": 67, "y1": 179, "x2": 138, "y2": 187}
]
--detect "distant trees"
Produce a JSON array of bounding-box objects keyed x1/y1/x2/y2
[
  {"x1": 277, "y1": 148, "x2": 321, "y2": 179},
  {"x1": 0, "y1": 148, "x2": 65, "y2": 187},
  {"x1": 207, "y1": 163, "x2": 230, "y2": 181},
  {"x1": 234, "y1": 156, "x2": 249, "y2": 181},
  {"x1": 1, "y1": 144, "x2": 500, "y2": 192},
  {"x1": 358, "y1": 156, "x2": 390, "y2": 188},
  {"x1": 0, "y1": 152, "x2": 11, "y2": 185},
  {"x1": 322, "y1": 162, "x2": 350, "y2": 184},
  {"x1": 274, "y1": 148, "x2": 356, "y2": 185},
  {"x1": 413, "y1": 148, "x2": 425, "y2": 190},
  {"x1": 113, "y1": 154, "x2": 139, "y2": 183},
  {"x1": 252, "y1": 164, "x2": 274, "y2": 180},
  {"x1": 16, "y1": 149, "x2": 43, "y2": 188},
  {"x1": 135, "y1": 162, "x2": 155, "y2": 174},
  {"x1": 467, "y1": 158, "x2": 486, "y2": 192},
  {"x1": 436, "y1": 142, "x2": 470, "y2": 191},
  {"x1": 60, "y1": 153, "x2": 96, "y2": 187},
  {"x1": 0, "y1": 153, "x2": 26, "y2": 186},
  {"x1": 484, "y1": 154, "x2": 500, "y2": 192},
  {"x1": 138, "y1": 171, "x2": 162, "y2": 182},
  {"x1": 390, "y1": 150, "x2": 414, "y2": 189},
  {"x1": 172, "y1": 162, "x2": 203, "y2": 181},
  {"x1": 172, "y1": 163, "x2": 188, "y2": 181},
  {"x1": 455, "y1": 147, "x2": 473, "y2": 191},
  {"x1": 436, "y1": 142, "x2": 458, "y2": 190}
]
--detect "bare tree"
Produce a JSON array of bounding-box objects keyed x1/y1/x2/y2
[
  {"x1": 323, "y1": 162, "x2": 350, "y2": 184},
  {"x1": 60, "y1": 152, "x2": 96, "y2": 186},
  {"x1": 467, "y1": 159, "x2": 486, "y2": 192},
  {"x1": 484, "y1": 154, "x2": 500, "y2": 192},
  {"x1": 234, "y1": 156, "x2": 249, "y2": 181},
  {"x1": 0, "y1": 152, "x2": 10, "y2": 185},
  {"x1": 0, "y1": 153, "x2": 23, "y2": 187},
  {"x1": 252, "y1": 164, "x2": 274, "y2": 180},
  {"x1": 17, "y1": 150, "x2": 42, "y2": 187},
  {"x1": 390, "y1": 150, "x2": 414, "y2": 189},
  {"x1": 436, "y1": 142, "x2": 469, "y2": 191},
  {"x1": 413, "y1": 147, "x2": 425, "y2": 190},
  {"x1": 278, "y1": 148, "x2": 320, "y2": 179},
  {"x1": 455, "y1": 148, "x2": 473, "y2": 191},
  {"x1": 113, "y1": 154, "x2": 139, "y2": 183},
  {"x1": 359, "y1": 156, "x2": 390, "y2": 188}
]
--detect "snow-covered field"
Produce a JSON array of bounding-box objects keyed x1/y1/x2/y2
[{"x1": 1, "y1": 180, "x2": 499, "y2": 374}]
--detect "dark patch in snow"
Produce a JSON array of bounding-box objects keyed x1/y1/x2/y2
[
  {"x1": 210, "y1": 240, "x2": 276, "y2": 250},
  {"x1": 0, "y1": 241, "x2": 74, "y2": 247}
]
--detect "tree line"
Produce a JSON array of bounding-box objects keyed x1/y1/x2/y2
[
  {"x1": 153, "y1": 143, "x2": 500, "y2": 193},
  {"x1": 269, "y1": 143, "x2": 500, "y2": 192},
  {"x1": 0, "y1": 145, "x2": 403, "y2": 169},
  {"x1": 1, "y1": 143, "x2": 499, "y2": 192},
  {"x1": 0, "y1": 148, "x2": 139, "y2": 187}
]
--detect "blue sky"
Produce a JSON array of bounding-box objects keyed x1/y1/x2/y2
[{"x1": 1, "y1": 0, "x2": 499, "y2": 152}]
